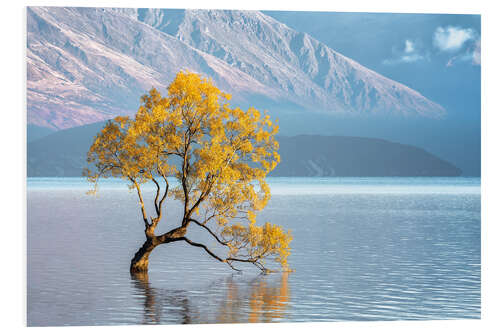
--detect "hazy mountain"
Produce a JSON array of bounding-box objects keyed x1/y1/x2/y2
[
  {"x1": 27, "y1": 7, "x2": 445, "y2": 130},
  {"x1": 274, "y1": 135, "x2": 460, "y2": 177},
  {"x1": 27, "y1": 124, "x2": 55, "y2": 142},
  {"x1": 27, "y1": 121, "x2": 105, "y2": 176},
  {"x1": 27, "y1": 121, "x2": 460, "y2": 177}
]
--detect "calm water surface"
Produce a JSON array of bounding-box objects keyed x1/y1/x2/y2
[{"x1": 27, "y1": 177, "x2": 481, "y2": 326}]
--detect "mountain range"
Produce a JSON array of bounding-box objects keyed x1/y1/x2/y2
[
  {"x1": 27, "y1": 7, "x2": 445, "y2": 130},
  {"x1": 27, "y1": 121, "x2": 460, "y2": 177}
]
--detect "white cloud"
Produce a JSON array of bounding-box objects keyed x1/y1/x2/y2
[
  {"x1": 383, "y1": 53, "x2": 425, "y2": 65},
  {"x1": 383, "y1": 39, "x2": 425, "y2": 65},
  {"x1": 404, "y1": 40, "x2": 415, "y2": 53},
  {"x1": 433, "y1": 26, "x2": 475, "y2": 52},
  {"x1": 401, "y1": 54, "x2": 424, "y2": 63},
  {"x1": 472, "y1": 40, "x2": 481, "y2": 65},
  {"x1": 446, "y1": 38, "x2": 481, "y2": 67}
]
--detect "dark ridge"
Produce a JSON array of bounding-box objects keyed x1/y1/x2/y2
[
  {"x1": 27, "y1": 124, "x2": 56, "y2": 143},
  {"x1": 27, "y1": 122, "x2": 460, "y2": 177},
  {"x1": 271, "y1": 135, "x2": 461, "y2": 177}
]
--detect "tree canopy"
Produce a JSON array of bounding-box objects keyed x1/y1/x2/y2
[{"x1": 85, "y1": 71, "x2": 292, "y2": 273}]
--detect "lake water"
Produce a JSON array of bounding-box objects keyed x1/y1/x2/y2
[{"x1": 27, "y1": 177, "x2": 481, "y2": 326}]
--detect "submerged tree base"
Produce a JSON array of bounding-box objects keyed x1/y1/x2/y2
[{"x1": 130, "y1": 239, "x2": 156, "y2": 273}]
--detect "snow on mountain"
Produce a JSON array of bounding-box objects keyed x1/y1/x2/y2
[{"x1": 27, "y1": 7, "x2": 445, "y2": 130}]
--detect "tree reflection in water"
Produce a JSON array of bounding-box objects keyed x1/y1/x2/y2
[
  {"x1": 217, "y1": 272, "x2": 290, "y2": 323},
  {"x1": 131, "y1": 271, "x2": 290, "y2": 324},
  {"x1": 130, "y1": 272, "x2": 191, "y2": 325},
  {"x1": 249, "y1": 272, "x2": 289, "y2": 322}
]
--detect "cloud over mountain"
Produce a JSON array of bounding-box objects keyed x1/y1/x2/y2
[{"x1": 433, "y1": 26, "x2": 476, "y2": 52}]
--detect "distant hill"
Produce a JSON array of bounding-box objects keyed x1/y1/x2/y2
[
  {"x1": 274, "y1": 135, "x2": 461, "y2": 177},
  {"x1": 27, "y1": 122, "x2": 460, "y2": 177},
  {"x1": 27, "y1": 124, "x2": 55, "y2": 142},
  {"x1": 27, "y1": 122, "x2": 105, "y2": 177}
]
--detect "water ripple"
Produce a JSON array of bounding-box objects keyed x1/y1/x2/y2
[{"x1": 28, "y1": 178, "x2": 480, "y2": 325}]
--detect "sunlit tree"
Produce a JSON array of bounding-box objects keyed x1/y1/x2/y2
[{"x1": 85, "y1": 71, "x2": 292, "y2": 274}]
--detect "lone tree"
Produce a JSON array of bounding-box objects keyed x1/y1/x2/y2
[{"x1": 85, "y1": 71, "x2": 291, "y2": 274}]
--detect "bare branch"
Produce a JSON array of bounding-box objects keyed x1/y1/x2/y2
[
  {"x1": 157, "y1": 171, "x2": 169, "y2": 216},
  {"x1": 181, "y1": 140, "x2": 190, "y2": 223},
  {"x1": 181, "y1": 237, "x2": 225, "y2": 262},
  {"x1": 129, "y1": 177, "x2": 149, "y2": 228},
  {"x1": 161, "y1": 150, "x2": 183, "y2": 157},
  {"x1": 188, "y1": 218, "x2": 229, "y2": 246},
  {"x1": 187, "y1": 174, "x2": 213, "y2": 217},
  {"x1": 180, "y1": 237, "x2": 242, "y2": 272},
  {"x1": 226, "y1": 257, "x2": 268, "y2": 273},
  {"x1": 226, "y1": 261, "x2": 242, "y2": 272},
  {"x1": 151, "y1": 177, "x2": 161, "y2": 216}
]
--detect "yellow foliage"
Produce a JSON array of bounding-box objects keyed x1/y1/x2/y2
[{"x1": 85, "y1": 70, "x2": 291, "y2": 271}]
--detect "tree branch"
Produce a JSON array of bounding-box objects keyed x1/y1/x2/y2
[
  {"x1": 181, "y1": 139, "x2": 190, "y2": 224},
  {"x1": 187, "y1": 174, "x2": 213, "y2": 217},
  {"x1": 180, "y1": 237, "x2": 241, "y2": 272},
  {"x1": 188, "y1": 218, "x2": 229, "y2": 246},
  {"x1": 226, "y1": 257, "x2": 268, "y2": 273},
  {"x1": 130, "y1": 177, "x2": 149, "y2": 228},
  {"x1": 151, "y1": 177, "x2": 161, "y2": 216},
  {"x1": 157, "y1": 171, "x2": 169, "y2": 216},
  {"x1": 180, "y1": 237, "x2": 224, "y2": 262}
]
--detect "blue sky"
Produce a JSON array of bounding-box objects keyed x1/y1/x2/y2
[
  {"x1": 265, "y1": 11, "x2": 481, "y2": 123},
  {"x1": 265, "y1": 11, "x2": 481, "y2": 175}
]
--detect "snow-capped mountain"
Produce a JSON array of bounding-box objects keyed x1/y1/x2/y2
[{"x1": 27, "y1": 7, "x2": 445, "y2": 130}]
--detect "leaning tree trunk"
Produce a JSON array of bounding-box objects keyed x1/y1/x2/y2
[
  {"x1": 130, "y1": 225, "x2": 188, "y2": 273},
  {"x1": 130, "y1": 238, "x2": 157, "y2": 273}
]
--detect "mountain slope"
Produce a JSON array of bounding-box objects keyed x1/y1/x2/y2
[
  {"x1": 27, "y1": 7, "x2": 445, "y2": 130},
  {"x1": 137, "y1": 9, "x2": 445, "y2": 117},
  {"x1": 27, "y1": 7, "x2": 272, "y2": 129}
]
